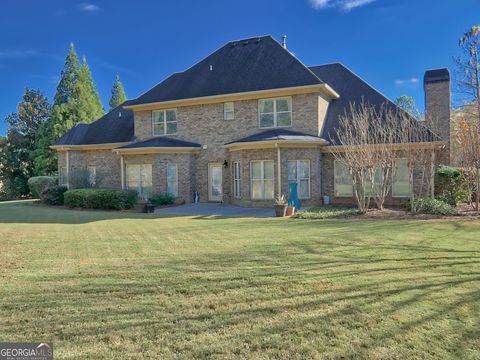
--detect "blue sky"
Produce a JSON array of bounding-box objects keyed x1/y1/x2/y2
[{"x1": 0, "y1": 0, "x2": 478, "y2": 134}]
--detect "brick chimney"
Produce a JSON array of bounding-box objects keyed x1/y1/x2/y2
[{"x1": 424, "y1": 68, "x2": 451, "y2": 164}]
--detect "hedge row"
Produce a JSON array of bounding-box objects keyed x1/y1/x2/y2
[
  {"x1": 28, "y1": 176, "x2": 57, "y2": 198},
  {"x1": 64, "y1": 188, "x2": 138, "y2": 210}
]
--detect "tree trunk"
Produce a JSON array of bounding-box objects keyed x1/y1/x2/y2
[{"x1": 476, "y1": 167, "x2": 480, "y2": 212}]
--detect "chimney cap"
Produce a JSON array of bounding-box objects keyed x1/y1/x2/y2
[{"x1": 424, "y1": 68, "x2": 450, "y2": 84}]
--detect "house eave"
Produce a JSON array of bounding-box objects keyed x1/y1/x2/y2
[
  {"x1": 124, "y1": 84, "x2": 339, "y2": 111},
  {"x1": 320, "y1": 141, "x2": 447, "y2": 153},
  {"x1": 224, "y1": 139, "x2": 329, "y2": 151},
  {"x1": 50, "y1": 142, "x2": 133, "y2": 151},
  {"x1": 113, "y1": 146, "x2": 201, "y2": 155}
]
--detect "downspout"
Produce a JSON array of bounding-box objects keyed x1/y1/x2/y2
[
  {"x1": 276, "y1": 143, "x2": 281, "y2": 196},
  {"x1": 120, "y1": 155, "x2": 125, "y2": 189},
  {"x1": 65, "y1": 150, "x2": 70, "y2": 189},
  {"x1": 430, "y1": 149, "x2": 435, "y2": 198}
]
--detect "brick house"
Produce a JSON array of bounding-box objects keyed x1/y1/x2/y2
[{"x1": 52, "y1": 35, "x2": 450, "y2": 207}]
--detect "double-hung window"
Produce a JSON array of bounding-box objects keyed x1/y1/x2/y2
[
  {"x1": 258, "y1": 97, "x2": 292, "y2": 128},
  {"x1": 251, "y1": 160, "x2": 274, "y2": 199},
  {"x1": 126, "y1": 164, "x2": 152, "y2": 197},
  {"x1": 233, "y1": 161, "x2": 241, "y2": 198},
  {"x1": 288, "y1": 160, "x2": 310, "y2": 199},
  {"x1": 87, "y1": 165, "x2": 96, "y2": 187},
  {"x1": 224, "y1": 102, "x2": 234, "y2": 120},
  {"x1": 166, "y1": 163, "x2": 178, "y2": 197},
  {"x1": 152, "y1": 109, "x2": 177, "y2": 136},
  {"x1": 392, "y1": 158, "x2": 410, "y2": 197},
  {"x1": 334, "y1": 161, "x2": 353, "y2": 197}
]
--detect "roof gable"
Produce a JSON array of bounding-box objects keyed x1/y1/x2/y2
[{"x1": 128, "y1": 36, "x2": 323, "y2": 106}]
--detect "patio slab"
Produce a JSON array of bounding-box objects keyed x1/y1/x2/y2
[{"x1": 155, "y1": 203, "x2": 274, "y2": 218}]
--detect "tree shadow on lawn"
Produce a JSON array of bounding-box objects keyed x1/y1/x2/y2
[{"x1": 2, "y1": 234, "x2": 480, "y2": 358}]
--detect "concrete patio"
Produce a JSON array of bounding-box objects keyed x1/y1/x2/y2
[{"x1": 154, "y1": 203, "x2": 274, "y2": 218}]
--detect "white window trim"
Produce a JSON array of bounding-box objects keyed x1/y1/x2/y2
[
  {"x1": 233, "y1": 161, "x2": 241, "y2": 198},
  {"x1": 59, "y1": 167, "x2": 68, "y2": 186},
  {"x1": 224, "y1": 102, "x2": 235, "y2": 120},
  {"x1": 392, "y1": 158, "x2": 411, "y2": 198},
  {"x1": 167, "y1": 163, "x2": 178, "y2": 197},
  {"x1": 152, "y1": 109, "x2": 177, "y2": 136},
  {"x1": 258, "y1": 97, "x2": 292, "y2": 129},
  {"x1": 333, "y1": 160, "x2": 353, "y2": 198},
  {"x1": 87, "y1": 165, "x2": 96, "y2": 187},
  {"x1": 250, "y1": 160, "x2": 275, "y2": 200},
  {"x1": 288, "y1": 160, "x2": 311, "y2": 199}
]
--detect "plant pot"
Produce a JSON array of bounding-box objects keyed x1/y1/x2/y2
[
  {"x1": 285, "y1": 206, "x2": 295, "y2": 216},
  {"x1": 274, "y1": 204, "x2": 287, "y2": 217}
]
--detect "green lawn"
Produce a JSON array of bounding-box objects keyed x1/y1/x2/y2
[{"x1": 0, "y1": 201, "x2": 479, "y2": 359}]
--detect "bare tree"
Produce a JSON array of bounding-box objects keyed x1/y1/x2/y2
[{"x1": 454, "y1": 25, "x2": 480, "y2": 211}]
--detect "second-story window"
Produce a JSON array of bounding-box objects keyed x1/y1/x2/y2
[
  {"x1": 259, "y1": 97, "x2": 292, "y2": 128},
  {"x1": 152, "y1": 109, "x2": 177, "y2": 136},
  {"x1": 224, "y1": 102, "x2": 234, "y2": 120}
]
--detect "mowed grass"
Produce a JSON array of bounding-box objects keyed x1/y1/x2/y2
[{"x1": 0, "y1": 201, "x2": 479, "y2": 359}]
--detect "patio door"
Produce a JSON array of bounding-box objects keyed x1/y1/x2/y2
[{"x1": 208, "y1": 163, "x2": 223, "y2": 202}]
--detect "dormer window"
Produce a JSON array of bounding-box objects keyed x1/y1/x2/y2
[
  {"x1": 224, "y1": 102, "x2": 234, "y2": 120},
  {"x1": 258, "y1": 97, "x2": 292, "y2": 128},
  {"x1": 152, "y1": 109, "x2": 177, "y2": 136}
]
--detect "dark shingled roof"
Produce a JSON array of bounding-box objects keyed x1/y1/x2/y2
[
  {"x1": 424, "y1": 68, "x2": 450, "y2": 84},
  {"x1": 226, "y1": 129, "x2": 326, "y2": 145},
  {"x1": 116, "y1": 137, "x2": 201, "y2": 149},
  {"x1": 55, "y1": 102, "x2": 134, "y2": 145},
  {"x1": 309, "y1": 63, "x2": 437, "y2": 144},
  {"x1": 128, "y1": 35, "x2": 323, "y2": 106}
]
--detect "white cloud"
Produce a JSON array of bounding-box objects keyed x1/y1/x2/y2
[
  {"x1": 0, "y1": 49, "x2": 39, "y2": 59},
  {"x1": 395, "y1": 78, "x2": 419, "y2": 87},
  {"x1": 79, "y1": 3, "x2": 101, "y2": 12},
  {"x1": 309, "y1": 0, "x2": 376, "y2": 12}
]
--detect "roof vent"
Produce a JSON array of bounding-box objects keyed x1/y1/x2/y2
[
  {"x1": 256, "y1": 38, "x2": 261, "y2": 43},
  {"x1": 230, "y1": 42, "x2": 236, "y2": 47},
  {"x1": 209, "y1": 65, "x2": 213, "y2": 71},
  {"x1": 118, "y1": 111, "x2": 122, "y2": 118},
  {"x1": 243, "y1": 41, "x2": 249, "y2": 46},
  {"x1": 282, "y1": 35, "x2": 287, "y2": 49}
]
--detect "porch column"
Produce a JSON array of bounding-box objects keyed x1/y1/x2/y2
[
  {"x1": 276, "y1": 144, "x2": 281, "y2": 196},
  {"x1": 120, "y1": 155, "x2": 125, "y2": 189}
]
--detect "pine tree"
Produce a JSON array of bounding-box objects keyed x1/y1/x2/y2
[
  {"x1": 0, "y1": 89, "x2": 51, "y2": 199},
  {"x1": 51, "y1": 49, "x2": 105, "y2": 139},
  {"x1": 109, "y1": 74, "x2": 127, "y2": 110}
]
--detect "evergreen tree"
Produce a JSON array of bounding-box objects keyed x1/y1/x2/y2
[
  {"x1": 109, "y1": 74, "x2": 127, "y2": 110},
  {"x1": 0, "y1": 89, "x2": 51, "y2": 199},
  {"x1": 52, "y1": 49, "x2": 104, "y2": 139}
]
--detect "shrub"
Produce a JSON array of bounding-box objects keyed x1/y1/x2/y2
[
  {"x1": 294, "y1": 205, "x2": 361, "y2": 219},
  {"x1": 64, "y1": 188, "x2": 138, "y2": 210},
  {"x1": 40, "y1": 185, "x2": 68, "y2": 205},
  {"x1": 149, "y1": 193, "x2": 174, "y2": 206},
  {"x1": 28, "y1": 176, "x2": 57, "y2": 198},
  {"x1": 435, "y1": 166, "x2": 470, "y2": 206},
  {"x1": 413, "y1": 198, "x2": 456, "y2": 216}
]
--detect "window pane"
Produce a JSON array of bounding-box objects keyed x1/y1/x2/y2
[
  {"x1": 299, "y1": 179, "x2": 310, "y2": 199},
  {"x1": 142, "y1": 164, "x2": 152, "y2": 187},
  {"x1": 393, "y1": 159, "x2": 410, "y2": 197},
  {"x1": 276, "y1": 98, "x2": 291, "y2": 112},
  {"x1": 252, "y1": 180, "x2": 262, "y2": 199},
  {"x1": 334, "y1": 161, "x2": 353, "y2": 197},
  {"x1": 251, "y1": 162, "x2": 262, "y2": 179},
  {"x1": 259, "y1": 100, "x2": 274, "y2": 113},
  {"x1": 224, "y1": 102, "x2": 234, "y2": 120},
  {"x1": 154, "y1": 123, "x2": 165, "y2": 135},
  {"x1": 287, "y1": 161, "x2": 296, "y2": 181},
  {"x1": 277, "y1": 112, "x2": 292, "y2": 127},
  {"x1": 260, "y1": 113, "x2": 274, "y2": 128},
  {"x1": 127, "y1": 165, "x2": 140, "y2": 181},
  {"x1": 264, "y1": 161, "x2": 274, "y2": 179},
  {"x1": 264, "y1": 179, "x2": 274, "y2": 199},
  {"x1": 166, "y1": 122, "x2": 177, "y2": 134},
  {"x1": 299, "y1": 161, "x2": 310, "y2": 179},
  {"x1": 166, "y1": 110, "x2": 176, "y2": 122},
  {"x1": 153, "y1": 111, "x2": 164, "y2": 123}
]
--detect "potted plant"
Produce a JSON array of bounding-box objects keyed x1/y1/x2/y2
[
  {"x1": 274, "y1": 195, "x2": 288, "y2": 217},
  {"x1": 285, "y1": 203, "x2": 295, "y2": 217}
]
